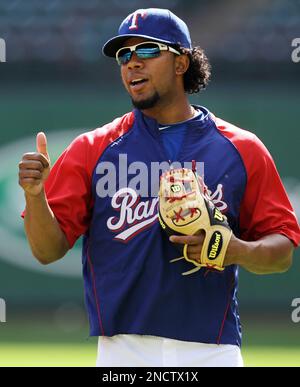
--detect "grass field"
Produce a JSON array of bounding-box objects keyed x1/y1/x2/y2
[
  {"x1": 0, "y1": 343, "x2": 96, "y2": 367},
  {"x1": 1, "y1": 317, "x2": 299, "y2": 367},
  {"x1": 243, "y1": 347, "x2": 300, "y2": 367}
]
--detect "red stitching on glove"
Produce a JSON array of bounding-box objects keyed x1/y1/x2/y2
[
  {"x1": 167, "y1": 190, "x2": 196, "y2": 203},
  {"x1": 174, "y1": 208, "x2": 185, "y2": 222}
]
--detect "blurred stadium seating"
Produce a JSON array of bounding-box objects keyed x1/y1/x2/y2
[
  {"x1": 0, "y1": 0, "x2": 299, "y2": 63},
  {"x1": 209, "y1": 0, "x2": 300, "y2": 62},
  {"x1": 0, "y1": 0, "x2": 198, "y2": 62}
]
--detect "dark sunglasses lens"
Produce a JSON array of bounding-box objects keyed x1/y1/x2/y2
[
  {"x1": 136, "y1": 43, "x2": 161, "y2": 59},
  {"x1": 118, "y1": 49, "x2": 132, "y2": 64},
  {"x1": 117, "y1": 43, "x2": 162, "y2": 65}
]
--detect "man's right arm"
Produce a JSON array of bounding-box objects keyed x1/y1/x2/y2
[{"x1": 19, "y1": 132, "x2": 69, "y2": 265}]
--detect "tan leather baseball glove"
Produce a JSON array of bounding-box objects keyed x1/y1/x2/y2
[{"x1": 158, "y1": 168, "x2": 232, "y2": 275}]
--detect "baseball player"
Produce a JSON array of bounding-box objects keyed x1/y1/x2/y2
[{"x1": 19, "y1": 8, "x2": 300, "y2": 367}]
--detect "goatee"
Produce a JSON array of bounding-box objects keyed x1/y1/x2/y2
[{"x1": 131, "y1": 92, "x2": 160, "y2": 110}]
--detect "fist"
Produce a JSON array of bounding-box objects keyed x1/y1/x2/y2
[{"x1": 19, "y1": 132, "x2": 51, "y2": 197}]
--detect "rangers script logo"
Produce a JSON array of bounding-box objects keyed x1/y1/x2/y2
[
  {"x1": 107, "y1": 185, "x2": 228, "y2": 242},
  {"x1": 107, "y1": 188, "x2": 159, "y2": 242}
]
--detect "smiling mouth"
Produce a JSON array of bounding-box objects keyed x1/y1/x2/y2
[{"x1": 130, "y1": 78, "x2": 148, "y2": 87}]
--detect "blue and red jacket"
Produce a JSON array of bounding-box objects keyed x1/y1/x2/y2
[{"x1": 38, "y1": 106, "x2": 300, "y2": 346}]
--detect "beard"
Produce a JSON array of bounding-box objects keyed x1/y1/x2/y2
[{"x1": 131, "y1": 91, "x2": 160, "y2": 110}]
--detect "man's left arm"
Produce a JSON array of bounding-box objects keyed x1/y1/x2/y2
[
  {"x1": 170, "y1": 233, "x2": 295, "y2": 275},
  {"x1": 225, "y1": 233, "x2": 294, "y2": 274}
]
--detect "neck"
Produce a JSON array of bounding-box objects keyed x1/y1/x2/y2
[{"x1": 141, "y1": 94, "x2": 195, "y2": 125}]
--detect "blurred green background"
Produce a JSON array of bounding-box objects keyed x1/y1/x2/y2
[{"x1": 0, "y1": 0, "x2": 300, "y2": 367}]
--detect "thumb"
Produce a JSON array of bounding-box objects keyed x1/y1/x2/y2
[{"x1": 36, "y1": 132, "x2": 50, "y2": 161}]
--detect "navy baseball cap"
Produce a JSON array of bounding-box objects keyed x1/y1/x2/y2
[{"x1": 102, "y1": 8, "x2": 192, "y2": 57}]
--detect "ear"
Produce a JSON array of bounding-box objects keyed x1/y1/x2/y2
[{"x1": 175, "y1": 54, "x2": 190, "y2": 76}]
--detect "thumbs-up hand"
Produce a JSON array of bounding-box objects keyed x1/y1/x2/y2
[
  {"x1": 19, "y1": 132, "x2": 51, "y2": 197},
  {"x1": 36, "y1": 132, "x2": 51, "y2": 181},
  {"x1": 36, "y1": 132, "x2": 50, "y2": 160}
]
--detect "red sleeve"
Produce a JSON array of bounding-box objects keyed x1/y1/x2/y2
[
  {"x1": 216, "y1": 117, "x2": 300, "y2": 247},
  {"x1": 43, "y1": 133, "x2": 93, "y2": 248},
  {"x1": 21, "y1": 112, "x2": 135, "y2": 248}
]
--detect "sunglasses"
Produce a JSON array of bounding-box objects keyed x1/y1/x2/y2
[{"x1": 116, "y1": 41, "x2": 181, "y2": 65}]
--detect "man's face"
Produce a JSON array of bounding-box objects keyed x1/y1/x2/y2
[{"x1": 119, "y1": 38, "x2": 179, "y2": 110}]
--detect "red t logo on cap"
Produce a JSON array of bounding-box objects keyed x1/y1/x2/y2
[{"x1": 128, "y1": 11, "x2": 147, "y2": 30}]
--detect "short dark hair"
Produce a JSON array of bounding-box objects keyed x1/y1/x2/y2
[{"x1": 178, "y1": 46, "x2": 211, "y2": 94}]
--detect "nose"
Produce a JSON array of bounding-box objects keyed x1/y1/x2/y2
[{"x1": 127, "y1": 52, "x2": 144, "y2": 69}]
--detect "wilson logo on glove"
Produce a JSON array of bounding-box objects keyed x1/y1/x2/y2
[
  {"x1": 208, "y1": 232, "x2": 223, "y2": 260},
  {"x1": 158, "y1": 167, "x2": 232, "y2": 276},
  {"x1": 171, "y1": 184, "x2": 182, "y2": 193}
]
